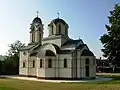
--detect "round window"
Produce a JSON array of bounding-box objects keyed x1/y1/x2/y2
[{"x1": 23, "y1": 52, "x2": 27, "y2": 55}]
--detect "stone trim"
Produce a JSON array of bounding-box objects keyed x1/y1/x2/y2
[
  {"x1": 19, "y1": 75, "x2": 37, "y2": 78},
  {"x1": 19, "y1": 75, "x2": 95, "y2": 80}
]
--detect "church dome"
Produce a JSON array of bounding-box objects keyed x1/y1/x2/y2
[
  {"x1": 32, "y1": 17, "x2": 42, "y2": 24},
  {"x1": 49, "y1": 18, "x2": 67, "y2": 25}
]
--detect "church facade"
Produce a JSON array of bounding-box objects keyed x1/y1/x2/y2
[{"x1": 19, "y1": 15, "x2": 96, "y2": 79}]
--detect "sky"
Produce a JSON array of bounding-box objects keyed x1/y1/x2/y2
[{"x1": 0, "y1": 0, "x2": 119, "y2": 58}]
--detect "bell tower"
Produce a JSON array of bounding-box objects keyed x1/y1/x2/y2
[{"x1": 29, "y1": 12, "x2": 44, "y2": 45}]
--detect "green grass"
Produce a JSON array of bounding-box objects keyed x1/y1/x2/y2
[{"x1": 0, "y1": 74, "x2": 120, "y2": 90}]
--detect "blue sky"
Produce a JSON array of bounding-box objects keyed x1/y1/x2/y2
[{"x1": 0, "y1": 0, "x2": 119, "y2": 58}]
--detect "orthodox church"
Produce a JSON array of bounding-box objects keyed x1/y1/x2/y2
[{"x1": 19, "y1": 14, "x2": 96, "y2": 79}]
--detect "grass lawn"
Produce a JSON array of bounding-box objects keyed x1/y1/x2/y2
[{"x1": 0, "y1": 74, "x2": 120, "y2": 90}]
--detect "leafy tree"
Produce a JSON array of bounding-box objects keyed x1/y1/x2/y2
[
  {"x1": 3, "y1": 40, "x2": 25, "y2": 75},
  {"x1": 100, "y1": 4, "x2": 120, "y2": 67},
  {"x1": 7, "y1": 40, "x2": 25, "y2": 56}
]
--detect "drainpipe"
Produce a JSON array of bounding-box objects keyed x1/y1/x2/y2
[
  {"x1": 80, "y1": 50, "x2": 81, "y2": 78},
  {"x1": 74, "y1": 50, "x2": 77, "y2": 79},
  {"x1": 28, "y1": 50, "x2": 30, "y2": 76},
  {"x1": 71, "y1": 52, "x2": 73, "y2": 79},
  {"x1": 55, "y1": 56, "x2": 56, "y2": 79},
  {"x1": 58, "y1": 55, "x2": 59, "y2": 78}
]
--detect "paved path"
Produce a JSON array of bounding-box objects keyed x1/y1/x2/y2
[{"x1": 0, "y1": 75, "x2": 113, "y2": 83}]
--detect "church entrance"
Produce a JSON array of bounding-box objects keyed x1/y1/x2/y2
[{"x1": 86, "y1": 66, "x2": 89, "y2": 77}]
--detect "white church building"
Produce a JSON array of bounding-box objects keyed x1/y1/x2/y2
[{"x1": 19, "y1": 15, "x2": 96, "y2": 80}]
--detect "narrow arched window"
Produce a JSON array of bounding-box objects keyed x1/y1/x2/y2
[
  {"x1": 39, "y1": 33, "x2": 41, "y2": 42},
  {"x1": 58, "y1": 24, "x2": 61, "y2": 34},
  {"x1": 51, "y1": 25, "x2": 53, "y2": 35},
  {"x1": 23, "y1": 60, "x2": 26, "y2": 68},
  {"x1": 65, "y1": 26, "x2": 68, "y2": 35},
  {"x1": 48, "y1": 59, "x2": 52, "y2": 68},
  {"x1": 39, "y1": 27, "x2": 41, "y2": 31},
  {"x1": 40, "y1": 59, "x2": 42, "y2": 68},
  {"x1": 64, "y1": 58, "x2": 67, "y2": 68},
  {"x1": 32, "y1": 33, "x2": 35, "y2": 42},
  {"x1": 32, "y1": 33, "x2": 34, "y2": 42},
  {"x1": 33, "y1": 60, "x2": 35, "y2": 68}
]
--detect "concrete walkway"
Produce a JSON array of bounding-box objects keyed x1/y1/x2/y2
[{"x1": 0, "y1": 75, "x2": 113, "y2": 83}]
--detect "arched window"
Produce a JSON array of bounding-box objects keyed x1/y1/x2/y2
[
  {"x1": 48, "y1": 59, "x2": 52, "y2": 68},
  {"x1": 51, "y1": 25, "x2": 53, "y2": 35},
  {"x1": 64, "y1": 58, "x2": 67, "y2": 68},
  {"x1": 23, "y1": 60, "x2": 26, "y2": 68},
  {"x1": 39, "y1": 33, "x2": 41, "y2": 42},
  {"x1": 58, "y1": 24, "x2": 61, "y2": 34},
  {"x1": 32, "y1": 33, "x2": 35, "y2": 42},
  {"x1": 65, "y1": 26, "x2": 68, "y2": 35},
  {"x1": 85, "y1": 58, "x2": 89, "y2": 65},
  {"x1": 40, "y1": 59, "x2": 42, "y2": 68},
  {"x1": 32, "y1": 34, "x2": 34, "y2": 42},
  {"x1": 39, "y1": 27, "x2": 41, "y2": 31},
  {"x1": 33, "y1": 60, "x2": 35, "y2": 68}
]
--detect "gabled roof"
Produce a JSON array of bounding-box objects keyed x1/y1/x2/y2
[
  {"x1": 81, "y1": 49, "x2": 94, "y2": 56},
  {"x1": 20, "y1": 43, "x2": 40, "y2": 51},
  {"x1": 62, "y1": 39, "x2": 82, "y2": 46},
  {"x1": 30, "y1": 52, "x2": 37, "y2": 56},
  {"x1": 20, "y1": 44, "x2": 35, "y2": 51},
  {"x1": 76, "y1": 44, "x2": 87, "y2": 49},
  {"x1": 59, "y1": 50, "x2": 73, "y2": 54},
  {"x1": 61, "y1": 39, "x2": 84, "y2": 50}
]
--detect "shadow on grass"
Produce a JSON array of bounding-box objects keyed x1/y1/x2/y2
[
  {"x1": 63, "y1": 75, "x2": 120, "y2": 84},
  {"x1": 97, "y1": 75, "x2": 120, "y2": 80},
  {"x1": 0, "y1": 77, "x2": 8, "y2": 79}
]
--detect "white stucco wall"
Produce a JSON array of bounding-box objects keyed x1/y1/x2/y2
[
  {"x1": 58, "y1": 54, "x2": 72, "y2": 78},
  {"x1": 37, "y1": 56, "x2": 56, "y2": 78},
  {"x1": 71, "y1": 50, "x2": 96, "y2": 79},
  {"x1": 19, "y1": 51, "x2": 29, "y2": 75},
  {"x1": 44, "y1": 56, "x2": 56, "y2": 77},
  {"x1": 37, "y1": 54, "x2": 73, "y2": 78},
  {"x1": 37, "y1": 68, "x2": 45, "y2": 77},
  {"x1": 81, "y1": 56, "x2": 96, "y2": 78},
  {"x1": 29, "y1": 56, "x2": 37, "y2": 76}
]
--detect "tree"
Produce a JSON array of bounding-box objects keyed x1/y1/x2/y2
[
  {"x1": 7, "y1": 40, "x2": 25, "y2": 56},
  {"x1": 100, "y1": 4, "x2": 120, "y2": 67},
  {"x1": 3, "y1": 40, "x2": 25, "y2": 75}
]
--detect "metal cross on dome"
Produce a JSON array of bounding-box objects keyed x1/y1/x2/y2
[
  {"x1": 36, "y1": 11, "x2": 39, "y2": 17},
  {"x1": 57, "y1": 12, "x2": 60, "y2": 18}
]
